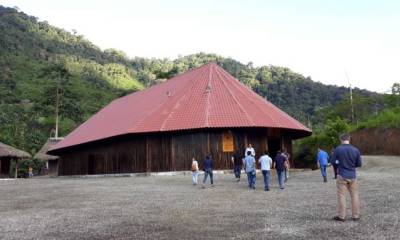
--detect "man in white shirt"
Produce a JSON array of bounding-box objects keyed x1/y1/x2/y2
[
  {"x1": 245, "y1": 143, "x2": 256, "y2": 157},
  {"x1": 258, "y1": 150, "x2": 272, "y2": 191}
]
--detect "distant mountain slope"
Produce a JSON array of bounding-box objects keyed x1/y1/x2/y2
[{"x1": 0, "y1": 5, "x2": 378, "y2": 153}]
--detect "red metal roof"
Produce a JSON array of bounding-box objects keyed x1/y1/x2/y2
[{"x1": 50, "y1": 63, "x2": 311, "y2": 152}]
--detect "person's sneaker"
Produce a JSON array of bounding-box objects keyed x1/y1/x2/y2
[
  {"x1": 333, "y1": 216, "x2": 345, "y2": 222},
  {"x1": 351, "y1": 217, "x2": 360, "y2": 221}
]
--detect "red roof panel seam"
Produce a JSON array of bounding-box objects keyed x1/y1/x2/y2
[
  {"x1": 220, "y1": 67, "x2": 281, "y2": 128},
  {"x1": 159, "y1": 66, "x2": 207, "y2": 131},
  {"x1": 204, "y1": 64, "x2": 213, "y2": 128},
  {"x1": 215, "y1": 66, "x2": 256, "y2": 126}
]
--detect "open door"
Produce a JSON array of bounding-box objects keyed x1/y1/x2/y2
[{"x1": 268, "y1": 138, "x2": 281, "y2": 160}]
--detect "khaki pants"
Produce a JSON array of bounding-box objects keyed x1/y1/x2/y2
[{"x1": 336, "y1": 175, "x2": 360, "y2": 219}]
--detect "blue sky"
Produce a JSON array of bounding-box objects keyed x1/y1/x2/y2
[{"x1": 3, "y1": 0, "x2": 400, "y2": 92}]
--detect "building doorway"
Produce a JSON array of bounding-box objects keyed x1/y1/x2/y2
[{"x1": 268, "y1": 138, "x2": 281, "y2": 159}]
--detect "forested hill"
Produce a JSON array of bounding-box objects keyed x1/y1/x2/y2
[{"x1": 0, "y1": 5, "x2": 378, "y2": 153}]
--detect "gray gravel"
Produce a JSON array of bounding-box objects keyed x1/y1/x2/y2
[{"x1": 1, "y1": 156, "x2": 399, "y2": 240}]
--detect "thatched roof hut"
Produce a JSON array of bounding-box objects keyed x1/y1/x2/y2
[
  {"x1": 34, "y1": 138, "x2": 63, "y2": 161},
  {"x1": 0, "y1": 142, "x2": 31, "y2": 178},
  {"x1": 0, "y1": 142, "x2": 31, "y2": 158},
  {"x1": 34, "y1": 138, "x2": 63, "y2": 176}
]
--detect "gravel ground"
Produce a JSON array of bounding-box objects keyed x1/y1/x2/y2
[{"x1": 0, "y1": 156, "x2": 399, "y2": 240}]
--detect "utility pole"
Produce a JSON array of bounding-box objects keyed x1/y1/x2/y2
[
  {"x1": 55, "y1": 83, "x2": 60, "y2": 139},
  {"x1": 344, "y1": 70, "x2": 355, "y2": 123}
]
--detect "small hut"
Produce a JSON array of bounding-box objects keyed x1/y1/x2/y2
[
  {"x1": 34, "y1": 138, "x2": 63, "y2": 176},
  {"x1": 0, "y1": 142, "x2": 31, "y2": 178}
]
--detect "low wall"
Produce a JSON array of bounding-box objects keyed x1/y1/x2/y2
[{"x1": 351, "y1": 127, "x2": 400, "y2": 155}]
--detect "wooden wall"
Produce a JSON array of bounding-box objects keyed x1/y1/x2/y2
[{"x1": 58, "y1": 128, "x2": 292, "y2": 175}]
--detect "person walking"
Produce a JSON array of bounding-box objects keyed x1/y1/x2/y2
[
  {"x1": 331, "y1": 149, "x2": 338, "y2": 179},
  {"x1": 331, "y1": 133, "x2": 362, "y2": 222},
  {"x1": 245, "y1": 143, "x2": 256, "y2": 157},
  {"x1": 273, "y1": 151, "x2": 288, "y2": 190},
  {"x1": 231, "y1": 152, "x2": 242, "y2": 182},
  {"x1": 282, "y1": 149, "x2": 290, "y2": 182},
  {"x1": 244, "y1": 151, "x2": 256, "y2": 189},
  {"x1": 202, "y1": 155, "x2": 214, "y2": 188},
  {"x1": 258, "y1": 150, "x2": 272, "y2": 191},
  {"x1": 317, "y1": 148, "x2": 329, "y2": 182},
  {"x1": 191, "y1": 157, "x2": 199, "y2": 185},
  {"x1": 28, "y1": 165, "x2": 33, "y2": 178}
]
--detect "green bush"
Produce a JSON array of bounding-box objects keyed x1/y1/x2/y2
[
  {"x1": 356, "y1": 108, "x2": 400, "y2": 129},
  {"x1": 9, "y1": 158, "x2": 45, "y2": 178},
  {"x1": 293, "y1": 117, "x2": 350, "y2": 168}
]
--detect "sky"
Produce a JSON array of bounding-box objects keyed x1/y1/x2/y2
[{"x1": 2, "y1": 0, "x2": 400, "y2": 93}]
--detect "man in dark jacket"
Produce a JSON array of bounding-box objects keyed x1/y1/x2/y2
[
  {"x1": 331, "y1": 133, "x2": 362, "y2": 221},
  {"x1": 231, "y1": 152, "x2": 242, "y2": 182},
  {"x1": 202, "y1": 155, "x2": 214, "y2": 188},
  {"x1": 273, "y1": 151, "x2": 288, "y2": 190}
]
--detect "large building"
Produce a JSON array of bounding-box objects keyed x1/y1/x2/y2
[{"x1": 48, "y1": 63, "x2": 311, "y2": 175}]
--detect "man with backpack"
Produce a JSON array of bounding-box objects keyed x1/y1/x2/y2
[
  {"x1": 191, "y1": 157, "x2": 199, "y2": 185},
  {"x1": 273, "y1": 150, "x2": 288, "y2": 190}
]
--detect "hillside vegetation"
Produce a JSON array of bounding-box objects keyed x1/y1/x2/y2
[{"x1": 0, "y1": 6, "x2": 385, "y2": 154}]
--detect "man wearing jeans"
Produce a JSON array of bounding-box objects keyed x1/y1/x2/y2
[
  {"x1": 231, "y1": 152, "x2": 242, "y2": 182},
  {"x1": 273, "y1": 151, "x2": 288, "y2": 190},
  {"x1": 202, "y1": 155, "x2": 214, "y2": 188},
  {"x1": 258, "y1": 151, "x2": 272, "y2": 191},
  {"x1": 244, "y1": 151, "x2": 256, "y2": 189},
  {"x1": 331, "y1": 133, "x2": 362, "y2": 221},
  {"x1": 317, "y1": 148, "x2": 329, "y2": 182}
]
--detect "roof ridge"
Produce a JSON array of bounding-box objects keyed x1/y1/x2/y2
[
  {"x1": 159, "y1": 65, "x2": 208, "y2": 131},
  {"x1": 217, "y1": 65, "x2": 309, "y2": 131},
  {"x1": 214, "y1": 66, "x2": 255, "y2": 126},
  {"x1": 204, "y1": 63, "x2": 213, "y2": 127},
  {"x1": 218, "y1": 67, "x2": 281, "y2": 128},
  {"x1": 128, "y1": 68, "x2": 201, "y2": 132}
]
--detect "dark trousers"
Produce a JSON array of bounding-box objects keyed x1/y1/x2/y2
[
  {"x1": 234, "y1": 165, "x2": 241, "y2": 179},
  {"x1": 203, "y1": 169, "x2": 213, "y2": 184},
  {"x1": 262, "y1": 170, "x2": 270, "y2": 190},
  {"x1": 333, "y1": 165, "x2": 338, "y2": 179}
]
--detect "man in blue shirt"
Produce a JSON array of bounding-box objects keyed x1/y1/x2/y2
[
  {"x1": 244, "y1": 151, "x2": 256, "y2": 189},
  {"x1": 317, "y1": 148, "x2": 329, "y2": 182},
  {"x1": 273, "y1": 151, "x2": 288, "y2": 190},
  {"x1": 331, "y1": 133, "x2": 362, "y2": 222}
]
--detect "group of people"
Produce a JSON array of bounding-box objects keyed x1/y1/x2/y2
[
  {"x1": 234, "y1": 144, "x2": 291, "y2": 191},
  {"x1": 191, "y1": 144, "x2": 291, "y2": 191},
  {"x1": 191, "y1": 133, "x2": 363, "y2": 222}
]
